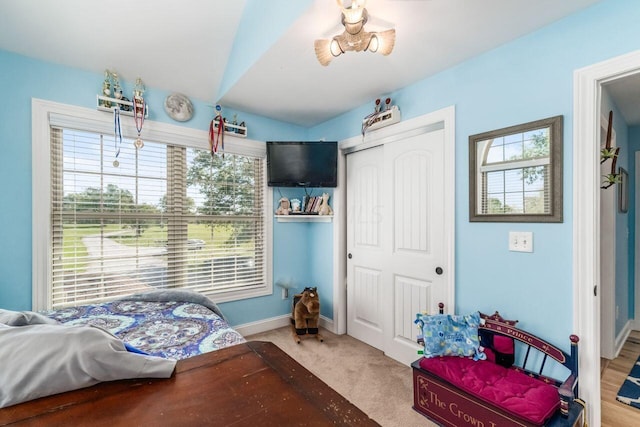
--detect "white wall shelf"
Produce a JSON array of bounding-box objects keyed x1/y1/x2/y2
[
  {"x1": 362, "y1": 105, "x2": 400, "y2": 133},
  {"x1": 213, "y1": 120, "x2": 247, "y2": 138},
  {"x1": 275, "y1": 215, "x2": 333, "y2": 223},
  {"x1": 96, "y1": 95, "x2": 149, "y2": 117}
]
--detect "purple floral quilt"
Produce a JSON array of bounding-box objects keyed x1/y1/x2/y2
[{"x1": 44, "y1": 299, "x2": 245, "y2": 360}]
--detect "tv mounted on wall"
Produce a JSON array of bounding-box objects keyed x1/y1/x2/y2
[{"x1": 266, "y1": 141, "x2": 338, "y2": 187}]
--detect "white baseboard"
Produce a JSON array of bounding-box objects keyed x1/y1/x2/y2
[
  {"x1": 614, "y1": 319, "x2": 634, "y2": 358},
  {"x1": 320, "y1": 315, "x2": 335, "y2": 333},
  {"x1": 234, "y1": 314, "x2": 290, "y2": 337},
  {"x1": 234, "y1": 314, "x2": 336, "y2": 337}
]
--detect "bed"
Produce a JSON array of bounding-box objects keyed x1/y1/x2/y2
[
  {"x1": 0, "y1": 290, "x2": 246, "y2": 409},
  {"x1": 1, "y1": 291, "x2": 378, "y2": 425},
  {"x1": 41, "y1": 290, "x2": 246, "y2": 360}
]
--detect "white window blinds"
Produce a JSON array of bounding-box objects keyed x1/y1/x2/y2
[{"x1": 50, "y1": 126, "x2": 265, "y2": 309}]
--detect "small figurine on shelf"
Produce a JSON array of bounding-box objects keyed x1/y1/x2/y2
[
  {"x1": 110, "y1": 71, "x2": 131, "y2": 112},
  {"x1": 290, "y1": 198, "x2": 301, "y2": 213},
  {"x1": 239, "y1": 121, "x2": 246, "y2": 136},
  {"x1": 133, "y1": 77, "x2": 145, "y2": 99},
  {"x1": 317, "y1": 193, "x2": 333, "y2": 216},
  {"x1": 112, "y1": 71, "x2": 122, "y2": 100},
  {"x1": 99, "y1": 70, "x2": 112, "y2": 108},
  {"x1": 232, "y1": 114, "x2": 238, "y2": 133},
  {"x1": 276, "y1": 197, "x2": 291, "y2": 215}
]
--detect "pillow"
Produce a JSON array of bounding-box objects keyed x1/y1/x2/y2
[
  {"x1": 0, "y1": 323, "x2": 176, "y2": 408},
  {"x1": 479, "y1": 311, "x2": 518, "y2": 367},
  {"x1": 0, "y1": 309, "x2": 59, "y2": 326},
  {"x1": 416, "y1": 311, "x2": 484, "y2": 359},
  {"x1": 479, "y1": 333, "x2": 516, "y2": 367}
]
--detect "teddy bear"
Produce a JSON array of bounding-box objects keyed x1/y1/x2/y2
[
  {"x1": 275, "y1": 197, "x2": 291, "y2": 215},
  {"x1": 291, "y1": 287, "x2": 324, "y2": 344},
  {"x1": 317, "y1": 193, "x2": 333, "y2": 216}
]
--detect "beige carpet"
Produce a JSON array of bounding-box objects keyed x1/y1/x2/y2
[{"x1": 246, "y1": 327, "x2": 435, "y2": 427}]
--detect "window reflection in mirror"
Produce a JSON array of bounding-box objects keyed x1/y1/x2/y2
[{"x1": 469, "y1": 116, "x2": 563, "y2": 222}]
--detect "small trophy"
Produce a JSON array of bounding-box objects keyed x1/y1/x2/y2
[{"x1": 100, "y1": 70, "x2": 112, "y2": 108}]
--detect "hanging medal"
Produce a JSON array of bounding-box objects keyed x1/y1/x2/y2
[
  {"x1": 132, "y1": 77, "x2": 146, "y2": 149},
  {"x1": 113, "y1": 108, "x2": 122, "y2": 167},
  {"x1": 133, "y1": 98, "x2": 145, "y2": 149},
  {"x1": 209, "y1": 104, "x2": 224, "y2": 157}
]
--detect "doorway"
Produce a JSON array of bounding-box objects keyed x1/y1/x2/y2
[{"x1": 574, "y1": 49, "x2": 640, "y2": 427}]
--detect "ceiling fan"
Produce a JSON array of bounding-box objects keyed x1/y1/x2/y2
[{"x1": 314, "y1": 0, "x2": 396, "y2": 66}]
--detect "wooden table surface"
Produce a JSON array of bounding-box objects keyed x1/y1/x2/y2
[{"x1": 1, "y1": 341, "x2": 379, "y2": 426}]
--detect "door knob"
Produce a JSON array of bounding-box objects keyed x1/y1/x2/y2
[
  {"x1": 348, "y1": 253, "x2": 353, "y2": 259},
  {"x1": 435, "y1": 267, "x2": 443, "y2": 275}
]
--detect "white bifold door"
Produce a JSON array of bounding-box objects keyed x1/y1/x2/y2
[{"x1": 346, "y1": 128, "x2": 447, "y2": 366}]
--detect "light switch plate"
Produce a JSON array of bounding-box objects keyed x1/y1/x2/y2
[{"x1": 509, "y1": 231, "x2": 533, "y2": 252}]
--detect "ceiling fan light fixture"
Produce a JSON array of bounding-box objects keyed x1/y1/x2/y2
[
  {"x1": 367, "y1": 33, "x2": 379, "y2": 53},
  {"x1": 315, "y1": 1, "x2": 394, "y2": 66},
  {"x1": 330, "y1": 38, "x2": 343, "y2": 57},
  {"x1": 369, "y1": 29, "x2": 395, "y2": 56},
  {"x1": 314, "y1": 38, "x2": 345, "y2": 66},
  {"x1": 339, "y1": 0, "x2": 367, "y2": 23},
  {"x1": 314, "y1": 39, "x2": 333, "y2": 66}
]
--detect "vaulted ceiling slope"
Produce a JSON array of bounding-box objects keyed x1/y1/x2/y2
[{"x1": 0, "y1": 0, "x2": 602, "y2": 127}]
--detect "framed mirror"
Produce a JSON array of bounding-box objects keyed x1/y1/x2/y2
[{"x1": 469, "y1": 115, "x2": 563, "y2": 222}]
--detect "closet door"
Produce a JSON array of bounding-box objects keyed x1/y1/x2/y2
[
  {"x1": 346, "y1": 128, "x2": 447, "y2": 365},
  {"x1": 346, "y1": 146, "x2": 386, "y2": 350}
]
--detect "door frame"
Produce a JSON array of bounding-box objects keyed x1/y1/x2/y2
[
  {"x1": 599, "y1": 113, "x2": 616, "y2": 361},
  {"x1": 574, "y1": 49, "x2": 640, "y2": 427},
  {"x1": 332, "y1": 105, "x2": 456, "y2": 334},
  {"x1": 636, "y1": 151, "x2": 640, "y2": 330}
]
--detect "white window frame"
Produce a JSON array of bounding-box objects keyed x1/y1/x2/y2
[{"x1": 32, "y1": 98, "x2": 273, "y2": 310}]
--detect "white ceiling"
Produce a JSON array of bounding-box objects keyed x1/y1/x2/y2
[
  {"x1": 604, "y1": 74, "x2": 640, "y2": 126},
  {"x1": 0, "y1": 0, "x2": 608, "y2": 127}
]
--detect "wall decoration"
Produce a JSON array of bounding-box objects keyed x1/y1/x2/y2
[
  {"x1": 96, "y1": 70, "x2": 146, "y2": 116},
  {"x1": 361, "y1": 97, "x2": 400, "y2": 137},
  {"x1": 618, "y1": 167, "x2": 628, "y2": 213},
  {"x1": 99, "y1": 70, "x2": 112, "y2": 108},
  {"x1": 601, "y1": 110, "x2": 621, "y2": 189},
  {"x1": 132, "y1": 78, "x2": 146, "y2": 149},
  {"x1": 164, "y1": 93, "x2": 194, "y2": 122},
  {"x1": 209, "y1": 104, "x2": 225, "y2": 157}
]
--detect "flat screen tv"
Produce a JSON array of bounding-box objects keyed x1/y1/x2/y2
[{"x1": 266, "y1": 141, "x2": 337, "y2": 187}]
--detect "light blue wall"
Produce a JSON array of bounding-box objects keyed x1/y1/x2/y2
[
  {"x1": 4, "y1": 0, "x2": 640, "y2": 343},
  {"x1": 270, "y1": 188, "x2": 334, "y2": 319},
  {"x1": 0, "y1": 50, "x2": 309, "y2": 327},
  {"x1": 308, "y1": 0, "x2": 640, "y2": 348}
]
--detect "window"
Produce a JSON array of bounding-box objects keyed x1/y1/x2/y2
[
  {"x1": 469, "y1": 116, "x2": 563, "y2": 223},
  {"x1": 33, "y1": 100, "x2": 271, "y2": 309}
]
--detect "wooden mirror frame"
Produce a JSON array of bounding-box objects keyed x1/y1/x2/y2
[{"x1": 469, "y1": 115, "x2": 563, "y2": 223}]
